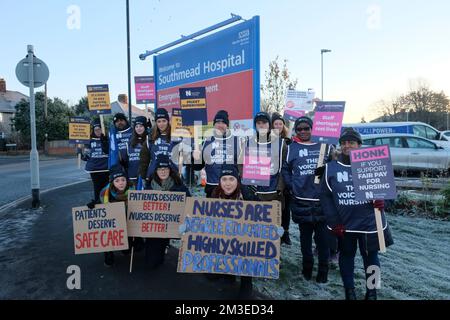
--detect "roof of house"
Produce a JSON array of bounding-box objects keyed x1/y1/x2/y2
[
  {"x1": 0, "y1": 91, "x2": 28, "y2": 113},
  {"x1": 110, "y1": 101, "x2": 152, "y2": 118}
]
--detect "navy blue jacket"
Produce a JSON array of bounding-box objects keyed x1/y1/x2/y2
[
  {"x1": 194, "y1": 132, "x2": 242, "y2": 186},
  {"x1": 282, "y1": 142, "x2": 332, "y2": 223},
  {"x1": 320, "y1": 157, "x2": 389, "y2": 233},
  {"x1": 145, "y1": 135, "x2": 180, "y2": 179},
  {"x1": 242, "y1": 135, "x2": 285, "y2": 195},
  {"x1": 125, "y1": 139, "x2": 143, "y2": 181},
  {"x1": 84, "y1": 138, "x2": 109, "y2": 173}
]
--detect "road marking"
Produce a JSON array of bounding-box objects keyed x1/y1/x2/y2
[{"x1": 0, "y1": 179, "x2": 90, "y2": 213}]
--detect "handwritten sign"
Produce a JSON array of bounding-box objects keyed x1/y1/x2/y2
[
  {"x1": 72, "y1": 202, "x2": 129, "y2": 255},
  {"x1": 177, "y1": 198, "x2": 281, "y2": 279},
  {"x1": 127, "y1": 190, "x2": 187, "y2": 238}
]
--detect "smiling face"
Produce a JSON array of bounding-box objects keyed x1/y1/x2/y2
[
  {"x1": 214, "y1": 121, "x2": 228, "y2": 135},
  {"x1": 340, "y1": 140, "x2": 361, "y2": 156},
  {"x1": 272, "y1": 120, "x2": 285, "y2": 135},
  {"x1": 220, "y1": 175, "x2": 238, "y2": 195},
  {"x1": 256, "y1": 120, "x2": 270, "y2": 134},
  {"x1": 295, "y1": 123, "x2": 312, "y2": 142},
  {"x1": 93, "y1": 127, "x2": 102, "y2": 138},
  {"x1": 115, "y1": 119, "x2": 127, "y2": 130},
  {"x1": 134, "y1": 124, "x2": 145, "y2": 135},
  {"x1": 156, "y1": 167, "x2": 170, "y2": 181},
  {"x1": 156, "y1": 119, "x2": 168, "y2": 132},
  {"x1": 113, "y1": 176, "x2": 127, "y2": 192}
]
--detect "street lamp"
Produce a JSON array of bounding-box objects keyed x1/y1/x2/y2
[{"x1": 321, "y1": 49, "x2": 332, "y2": 100}]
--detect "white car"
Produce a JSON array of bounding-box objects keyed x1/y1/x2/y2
[{"x1": 362, "y1": 133, "x2": 450, "y2": 173}]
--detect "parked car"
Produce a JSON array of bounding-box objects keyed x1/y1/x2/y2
[
  {"x1": 344, "y1": 121, "x2": 450, "y2": 148},
  {"x1": 361, "y1": 133, "x2": 450, "y2": 173}
]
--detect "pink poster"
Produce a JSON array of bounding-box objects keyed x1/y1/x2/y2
[{"x1": 134, "y1": 76, "x2": 155, "y2": 104}]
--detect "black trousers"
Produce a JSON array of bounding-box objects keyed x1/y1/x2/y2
[
  {"x1": 282, "y1": 190, "x2": 291, "y2": 231},
  {"x1": 299, "y1": 221, "x2": 330, "y2": 267},
  {"x1": 145, "y1": 238, "x2": 170, "y2": 267},
  {"x1": 90, "y1": 172, "x2": 109, "y2": 202}
]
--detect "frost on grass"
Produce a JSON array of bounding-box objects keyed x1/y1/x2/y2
[{"x1": 253, "y1": 214, "x2": 450, "y2": 300}]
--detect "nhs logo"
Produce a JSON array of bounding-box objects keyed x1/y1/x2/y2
[
  {"x1": 298, "y1": 149, "x2": 308, "y2": 157},
  {"x1": 337, "y1": 171, "x2": 349, "y2": 183}
]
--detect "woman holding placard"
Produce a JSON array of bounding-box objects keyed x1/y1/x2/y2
[
  {"x1": 95, "y1": 165, "x2": 135, "y2": 267},
  {"x1": 82, "y1": 119, "x2": 110, "y2": 208},
  {"x1": 139, "y1": 108, "x2": 179, "y2": 185},
  {"x1": 211, "y1": 165, "x2": 258, "y2": 300},
  {"x1": 271, "y1": 112, "x2": 293, "y2": 246},
  {"x1": 144, "y1": 154, "x2": 191, "y2": 269},
  {"x1": 319, "y1": 128, "x2": 394, "y2": 300},
  {"x1": 123, "y1": 116, "x2": 149, "y2": 186}
]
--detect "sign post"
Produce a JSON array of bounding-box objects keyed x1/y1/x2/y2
[
  {"x1": 15, "y1": 45, "x2": 50, "y2": 208},
  {"x1": 350, "y1": 145, "x2": 397, "y2": 253},
  {"x1": 311, "y1": 101, "x2": 345, "y2": 183}
]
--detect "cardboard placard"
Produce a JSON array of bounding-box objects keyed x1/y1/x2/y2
[
  {"x1": 350, "y1": 145, "x2": 397, "y2": 201},
  {"x1": 69, "y1": 117, "x2": 90, "y2": 144},
  {"x1": 127, "y1": 190, "x2": 187, "y2": 238},
  {"x1": 177, "y1": 198, "x2": 281, "y2": 279},
  {"x1": 72, "y1": 202, "x2": 129, "y2": 255},
  {"x1": 311, "y1": 101, "x2": 345, "y2": 145},
  {"x1": 87, "y1": 84, "x2": 111, "y2": 115}
]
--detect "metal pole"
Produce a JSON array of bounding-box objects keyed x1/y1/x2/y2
[
  {"x1": 44, "y1": 82, "x2": 48, "y2": 155},
  {"x1": 28, "y1": 45, "x2": 40, "y2": 208},
  {"x1": 126, "y1": 0, "x2": 132, "y2": 123},
  {"x1": 321, "y1": 52, "x2": 324, "y2": 101}
]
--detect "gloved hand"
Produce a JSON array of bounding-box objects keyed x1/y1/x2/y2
[
  {"x1": 314, "y1": 166, "x2": 325, "y2": 179},
  {"x1": 373, "y1": 199, "x2": 385, "y2": 210},
  {"x1": 331, "y1": 224, "x2": 345, "y2": 238},
  {"x1": 86, "y1": 199, "x2": 97, "y2": 209},
  {"x1": 80, "y1": 153, "x2": 89, "y2": 162}
]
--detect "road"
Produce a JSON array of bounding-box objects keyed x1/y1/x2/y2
[{"x1": 0, "y1": 156, "x2": 89, "y2": 208}]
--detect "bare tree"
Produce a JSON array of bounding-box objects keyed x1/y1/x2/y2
[{"x1": 261, "y1": 56, "x2": 298, "y2": 114}]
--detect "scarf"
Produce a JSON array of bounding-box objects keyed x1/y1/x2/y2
[{"x1": 151, "y1": 176, "x2": 175, "y2": 191}]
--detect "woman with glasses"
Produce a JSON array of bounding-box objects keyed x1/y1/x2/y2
[{"x1": 281, "y1": 116, "x2": 333, "y2": 283}]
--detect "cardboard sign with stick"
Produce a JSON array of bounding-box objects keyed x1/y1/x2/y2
[
  {"x1": 69, "y1": 117, "x2": 91, "y2": 169},
  {"x1": 72, "y1": 202, "x2": 129, "y2": 255},
  {"x1": 311, "y1": 101, "x2": 345, "y2": 184},
  {"x1": 177, "y1": 197, "x2": 282, "y2": 279},
  {"x1": 87, "y1": 84, "x2": 111, "y2": 115},
  {"x1": 350, "y1": 145, "x2": 397, "y2": 253},
  {"x1": 127, "y1": 190, "x2": 187, "y2": 238}
]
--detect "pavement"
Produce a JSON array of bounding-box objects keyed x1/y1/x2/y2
[{"x1": 0, "y1": 181, "x2": 268, "y2": 300}]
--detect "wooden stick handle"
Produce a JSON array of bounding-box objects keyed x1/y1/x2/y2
[
  {"x1": 77, "y1": 144, "x2": 81, "y2": 169},
  {"x1": 374, "y1": 208, "x2": 386, "y2": 253},
  {"x1": 129, "y1": 242, "x2": 134, "y2": 273},
  {"x1": 100, "y1": 115, "x2": 105, "y2": 136},
  {"x1": 314, "y1": 143, "x2": 327, "y2": 184}
]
